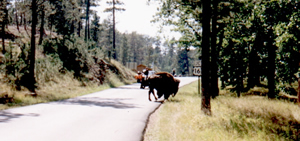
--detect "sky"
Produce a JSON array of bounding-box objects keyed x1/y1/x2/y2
[{"x1": 93, "y1": 0, "x2": 181, "y2": 40}]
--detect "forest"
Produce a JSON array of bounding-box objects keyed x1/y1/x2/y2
[
  {"x1": 0, "y1": 0, "x2": 196, "y2": 95},
  {"x1": 1, "y1": 0, "x2": 300, "y2": 112},
  {"x1": 151, "y1": 0, "x2": 300, "y2": 114}
]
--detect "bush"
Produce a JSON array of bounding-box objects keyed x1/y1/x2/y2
[
  {"x1": 42, "y1": 37, "x2": 108, "y2": 84},
  {"x1": 2, "y1": 42, "x2": 30, "y2": 90},
  {"x1": 35, "y1": 54, "x2": 63, "y2": 84}
]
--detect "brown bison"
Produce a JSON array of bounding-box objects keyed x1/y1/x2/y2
[{"x1": 147, "y1": 72, "x2": 180, "y2": 101}]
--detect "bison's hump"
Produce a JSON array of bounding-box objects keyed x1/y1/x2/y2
[
  {"x1": 174, "y1": 78, "x2": 180, "y2": 83},
  {"x1": 155, "y1": 72, "x2": 174, "y2": 78}
]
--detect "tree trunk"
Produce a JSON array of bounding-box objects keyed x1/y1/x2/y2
[
  {"x1": 218, "y1": 28, "x2": 227, "y2": 89},
  {"x1": 1, "y1": 21, "x2": 5, "y2": 54},
  {"x1": 236, "y1": 48, "x2": 243, "y2": 97},
  {"x1": 248, "y1": 34, "x2": 261, "y2": 89},
  {"x1": 267, "y1": 30, "x2": 276, "y2": 99},
  {"x1": 50, "y1": 16, "x2": 53, "y2": 39},
  {"x1": 298, "y1": 49, "x2": 300, "y2": 107},
  {"x1": 15, "y1": 10, "x2": 19, "y2": 31},
  {"x1": 24, "y1": 13, "x2": 26, "y2": 31},
  {"x1": 201, "y1": 0, "x2": 211, "y2": 116},
  {"x1": 20, "y1": 13, "x2": 23, "y2": 26},
  {"x1": 211, "y1": 0, "x2": 219, "y2": 99},
  {"x1": 1, "y1": 0, "x2": 7, "y2": 54},
  {"x1": 29, "y1": 0, "x2": 37, "y2": 93},
  {"x1": 38, "y1": 5, "x2": 45, "y2": 45},
  {"x1": 112, "y1": 0, "x2": 116, "y2": 59},
  {"x1": 184, "y1": 46, "x2": 189, "y2": 75},
  {"x1": 78, "y1": 20, "x2": 81, "y2": 37},
  {"x1": 85, "y1": 0, "x2": 90, "y2": 40}
]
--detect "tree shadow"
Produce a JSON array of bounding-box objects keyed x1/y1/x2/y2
[
  {"x1": 114, "y1": 83, "x2": 148, "y2": 90},
  {"x1": 113, "y1": 87, "x2": 146, "y2": 90},
  {"x1": 0, "y1": 111, "x2": 39, "y2": 123},
  {"x1": 153, "y1": 98, "x2": 181, "y2": 103},
  {"x1": 56, "y1": 97, "x2": 140, "y2": 109},
  {"x1": 154, "y1": 100, "x2": 165, "y2": 103}
]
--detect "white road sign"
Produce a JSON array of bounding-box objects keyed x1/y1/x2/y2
[{"x1": 193, "y1": 66, "x2": 201, "y2": 76}]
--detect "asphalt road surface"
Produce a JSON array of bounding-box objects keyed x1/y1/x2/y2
[{"x1": 0, "y1": 77, "x2": 198, "y2": 141}]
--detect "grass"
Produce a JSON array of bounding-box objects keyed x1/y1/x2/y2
[{"x1": 144, "y1": 81, "x2": 300, "y2": 141}]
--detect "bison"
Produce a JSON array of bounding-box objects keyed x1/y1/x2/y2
[{"x1": 147, "y1": 72, "x2": 180, "y2": 101}]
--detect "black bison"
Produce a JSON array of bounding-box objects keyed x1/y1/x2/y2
[{"x1": 147, "y1": 72, "x2": 180, "y2": 101}]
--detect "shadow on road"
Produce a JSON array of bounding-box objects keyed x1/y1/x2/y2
[
  {"x1": 56, "y1": 97, "x2": 140, "y2": 109},
  {"x1": 154, "y1": 99, "x2": 181, "y2": 103},
  {"x1": 114, "y1": 84, "x2": 149, "y2": 90},
  {"x1": 0, "y1": 111, "x2": 39, "y2": 123},
  {"x1": 113, "y1": 87, "x2": 147, "y2": 90}
]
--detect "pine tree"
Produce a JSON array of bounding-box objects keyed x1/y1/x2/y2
[
  {"x1": 0, "y1": 0, "x2": 9, "y2": 54},
  {"x1": 121, "y1": 33, "x2": 128, "y2": 65},
  {"x1": 104, "y1": 0, "x2": 125, "y2": 60},
  {"x1": 90, "y1": 13, "x2": 100, "y2": 43},
  {"x1": 29, "y1": 0, "x2": 37, "y2": 92},
  {"x1": 201, "y1": 0, "x2": 212, "y2": 115}
]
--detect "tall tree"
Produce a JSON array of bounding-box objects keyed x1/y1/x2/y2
[
  {"x1": 264, "y1": 3, "x2": 275, "y2": 98},
  {"x1": 104, "y1": 0, "x2": 125, "y2": 59},
  {"x1": 177, "y1": 45, "x2": 190, "y2": 76},
  {"x1": 85, "y1": 0, "x2": 90, "y2": 40},
  {"x1": 121, "y1": 33, "x2": 128, "y2": 65},
  {"x1": 201, "y1": 0, "x2": 212, "y2": 115},
  {"x1": 29, "y1": 0, "x2": 38, "y2": 92},
  {"x1": 38, "y1": 4, "x2": 45, "y2": 45},
  {"x1": 90, "y1": 13, "x2": 100, "y2": 43},
  {"x1": 0, "y1": 0, "x2": 9, "y2": 54},
  {"x1": 99, "y1": 18, "x2": 113, "y2": 59},
  {"x1": 210, "y1": 0, "x2": 219, "y2": 98}
]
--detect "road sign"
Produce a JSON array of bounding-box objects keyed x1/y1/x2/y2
[{"x1": 193, "y1": 66, "x2": 201, "y2": 76}]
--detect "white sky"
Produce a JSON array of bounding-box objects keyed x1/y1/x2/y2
[{"x1": 93, "y1": 0, "x2": 181, "y2": 40}]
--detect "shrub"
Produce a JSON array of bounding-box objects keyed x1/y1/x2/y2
[{"x1": 2, "y1": 42, "x2": 30, "y2": 90}]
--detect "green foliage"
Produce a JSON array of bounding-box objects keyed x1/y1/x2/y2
[
  {"x1": 2, "y1": 42, "x2": 30, "y2": 90},
  {"x1": 35, "y1": 54, "x2": 63, "y2": 84},
  {"x1": 90, "y1": 13, "x2": 101, "y2": 43},
  {"x1": 43, "y1": 37, "x2": 102, "y2": 78},
  {"x1": 2, "y1": 0, "x2": 196, "y2": 94},
  {"x1": 177, "y1": 46, "x2": 190, "y2": 76},
  {"x1": 152, "y1": 0, "x2": 300, "y2": 97}
]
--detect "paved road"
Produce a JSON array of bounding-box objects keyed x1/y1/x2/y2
[{"x1": 0, "y1": 77, "x2": 197, "y2": 141}]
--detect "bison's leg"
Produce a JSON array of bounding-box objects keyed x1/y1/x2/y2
[
  {"x1": 152, "y1": 89, "x2": 158, "y2": 101},
  {"x1": 148, "y1": 88, "x2": 157, "y2": 101},
  {"x1": 148, "y1": 89, "x2": 153, "y2": 101},
  {"x1": 164, "y1": 94, "x2": 171, "y2": 100},
  {"x1": 149, "y1": 88, "x2": 158, "y2": 101},
  {"x1": 157, "y1": 91, "x2": 163, "y2": 99}
]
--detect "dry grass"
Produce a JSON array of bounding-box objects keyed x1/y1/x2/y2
[{"x1": 144, "y1": 81, "x2": 300, "y2": 141}]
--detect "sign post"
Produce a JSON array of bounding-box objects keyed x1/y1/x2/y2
[{"x1": 193, "y1": 60, "x2": 202, "y2": 95}]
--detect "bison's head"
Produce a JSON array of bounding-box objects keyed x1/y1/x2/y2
[{"x1": 172, "y1": 78, "x2": 180, "y2": 97}]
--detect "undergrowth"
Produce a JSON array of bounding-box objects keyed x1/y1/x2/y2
[
  {"x1": 0, "y1": 53, "x2": 136, "y2": 110},
  {"x1": 0, "y1": 34, "x2": 136, "y2": 110}
]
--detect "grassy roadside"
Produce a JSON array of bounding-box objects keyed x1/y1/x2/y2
[
  {"x1": 0, "y1": 71, "x2": 135, "y2": 110},
  {"x1": 0, "y1": 60, "x2": 136, "y2": 110},
  {"x1": 144, "y1": 81, "x2": 300, "y2": 141}
]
